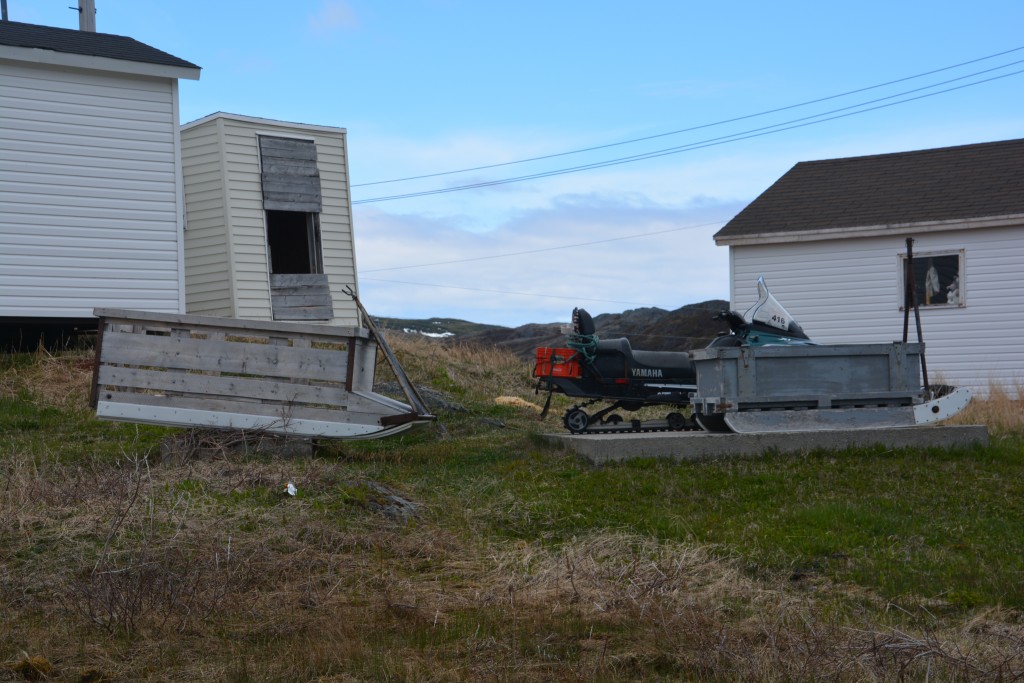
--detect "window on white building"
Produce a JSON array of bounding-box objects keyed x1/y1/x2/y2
[{"x1": 899, "y1": 249, "x2": 964, "y2": 308}]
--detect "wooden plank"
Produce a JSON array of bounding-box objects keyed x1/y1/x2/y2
[
  {"x1": 263, "y1": 198, "x2": 321, "y2": 213},
  {"x1": 261, "y1": 176, "x2": 322, "y2": 194},
  {"x1": 99, "y1": 332, "x2": 348, "y2": 381},
  {"x1": 94, "y1": 307, "x2": 368, "y2": 339},
  {"x1": 349, "y1": 292, "x2": 432, "y2": 417},
  {"x1": 258, "y1": 136, "x2": 318, "y2": 160},
  {"x1": 97, "y1": 366, "x2": 350, "y2": 406},
  {"x1": 272, "y1": 306, "x2": 334, "y2": 321},
  {"x1": 97, "y1": 390, "x2": 409, "y2": 425},
  {"x1": 261, "y1": 160, "x2": 321, "y2": 176},
  {"x1": 347, "y1": 390, "x2": 418, "y2": 415},
  {"x1": 270, "y1": 273, "x2": 329, "y2": 288},
  {"x1": 259, "y1": 136, "x2": 322, "y2": 211},
  {"x1": 270, "y1": 294, "x2": 334, "y2": 308},
  {"x1": 96, "y1": 402, "x2": 415, "y2": 439},
  {"x1": 90, "y1": 314, "x2": 106, "y2": 408}
]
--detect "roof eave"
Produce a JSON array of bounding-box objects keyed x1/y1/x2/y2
[
  {"x1": 714, "y1": 213, "x2": 1024, "y2": 246},
  {"x1": 0, "y1": 44, "x2": 200, "y2": 80},
  {"x1": 182, "y1": 112, "x2": 346, "y2": 134}
]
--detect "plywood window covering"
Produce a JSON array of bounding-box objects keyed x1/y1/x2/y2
[
  {"x1": 258, "y1": 136, "x2": 322, "y2": 212},
  {"x1": 258, "y1": 135, "x2": 333, "y2": 321}
]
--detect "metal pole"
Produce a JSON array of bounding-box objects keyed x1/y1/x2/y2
[
  {"x1": 905, "y1": 237, "x2": 930, "y2": 394},
  {"x1": 2, "y1": 0, "x2": 9, "y2": 22},
  {"x1": 902, "y1": 238, "x2": 912, "y2": 343}
]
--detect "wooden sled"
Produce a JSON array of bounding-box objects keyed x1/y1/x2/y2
[{"x1": 90, "y1": 302, "x2": 433, "y2": 440}]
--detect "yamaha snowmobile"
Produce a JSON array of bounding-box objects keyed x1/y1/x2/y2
[{"x1": 534, "y1": 277, "x2": 811, "y2": 434}]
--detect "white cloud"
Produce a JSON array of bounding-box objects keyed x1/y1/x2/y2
[
  {"x1": 353, "y1": 192, "x2": 743, "y2": 326},
  {"x1": 309, "y1": 0, "x2": 359, "y2": 35}
]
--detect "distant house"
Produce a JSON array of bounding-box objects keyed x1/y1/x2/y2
[
  {"x1": 180, "y1": 113, "x2": 360, "y2": 326},
  {"x1": 714, "y1": 138, "x2": 1024, "y2": 395},
  {"x1": 0, "y1": 20, "x2": 200, "y2": 342}
]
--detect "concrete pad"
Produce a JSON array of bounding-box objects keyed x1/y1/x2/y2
[{"x1": 541, "y1": 425, "x2": 989, "y2": 465}]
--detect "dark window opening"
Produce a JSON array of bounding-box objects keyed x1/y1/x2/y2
[
  {"x1": 266, "y1": 210, "x2": 323, "y2": 274},
  {"x1": 899, "y1": 250, "x2": 964, "y2": 308}
]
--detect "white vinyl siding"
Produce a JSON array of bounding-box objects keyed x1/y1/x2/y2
[
  {"x1": 181, "y1": 114, "x2": 358, "y2": 326},
  {"x1": 181, "y1": 119, "x2": 231, "y2": 316},
  {"x1": 728, "y1": 225, "x2": 1024, "y2": 396},
  {"x1": 0, "y1": 61, "x2": 183, "y2": 317}
]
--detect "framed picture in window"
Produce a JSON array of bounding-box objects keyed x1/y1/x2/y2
[{"x1": 898, "y1": 249, "x2": 964, "y2": 308}]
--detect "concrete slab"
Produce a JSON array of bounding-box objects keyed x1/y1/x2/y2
[{"x1": 541, "y1": 425, "x2": 989, "y2": 465}]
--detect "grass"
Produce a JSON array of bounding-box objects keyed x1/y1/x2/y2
[{"x1": 1, "y1": 338, "x2": 1024, "y2": 681}]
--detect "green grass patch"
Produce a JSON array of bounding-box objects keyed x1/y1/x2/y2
[{"x1": 4, "y1": 345, "x2": 1024, "y2": 680}]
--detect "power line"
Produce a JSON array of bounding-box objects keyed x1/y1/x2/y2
[
  {"x1": 353, "y1": 64, "x2": 1024, "y2": 205},
  {"x1": 352, "y1": 46, "x2": 1024, "y2": 189},
  {"x1": 360, "y1": 220, "x2": 726, "y2": 273},
  {"x1": 360, "y1": 277, "x2": 671, "y2": 307}
]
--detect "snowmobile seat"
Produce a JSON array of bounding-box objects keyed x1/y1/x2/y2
[
  {"x1": 632, "y1": 348, "x2": 695, "y2": 373},
  {"x1": 595, "y1": 337, "x2": 693, "y2": 374}
]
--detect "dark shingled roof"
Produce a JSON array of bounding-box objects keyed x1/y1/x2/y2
[
  {"x1": 0, "y1": 20, "x2": 198, "y2": 70},
  {"x1": 715, "y1": 137, "x2": 1024, "y2": 241}
]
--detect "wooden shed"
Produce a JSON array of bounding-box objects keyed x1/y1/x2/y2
[
  {"x1": 0, "y1": 20, "x2": 199, "y2": 333},
  {"x1": 180, "y1": 113, "x2": 360, "y2": 326}
]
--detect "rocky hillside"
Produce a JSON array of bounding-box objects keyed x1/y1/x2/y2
[{"x1": 380, "y1": 299, "x2": 732, "y2": 360}]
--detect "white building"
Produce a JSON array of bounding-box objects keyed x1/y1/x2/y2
[
  {"x1": 0, "y1": 20, "x2": 200, "y2": 337},
  {"x1": 180, "y1": 113, "x2": 360, "y2": 327},
  {"x1": 715, "y1": 138, "x2": 1024, "y2": 396}
]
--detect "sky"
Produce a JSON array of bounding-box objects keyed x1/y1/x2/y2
[{"x1": 15, "y1": 1, "x2": 1024, "y2": 326}]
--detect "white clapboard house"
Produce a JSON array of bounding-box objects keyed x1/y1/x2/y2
[
  {"x1": 180, "y1": 113, "x2": 360, "y2": 327},
  {"x1": 714, "y1": 138, "x2": 1024, "y2": 396},
  {"x1": 0, "y1": 19, "x2": 200, "y2": 342}
]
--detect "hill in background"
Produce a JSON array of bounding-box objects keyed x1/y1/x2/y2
[{"x1": 377, "y1": 299, "x2": 732, "y2": 359}]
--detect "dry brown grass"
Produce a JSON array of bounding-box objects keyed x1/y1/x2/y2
[
  {"x1": 4, "y1": 440, "x2": 1019, "y2": 679},
  {"x1": 947, "y1": 381, "x2": 1024, "y2": 435},
  {"x1": 0, "y1": 347, "x2": 94, "y2": 410},
  {"x1": 3, "y1": 345, "x2": 1024, "y2": 680},
  {"x1": 380, "y1": 332, "x2": 537, "y2": 404}
]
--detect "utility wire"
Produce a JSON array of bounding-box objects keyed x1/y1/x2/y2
[
  {"x1": 352, "y1": 46, "x2": 1024, "y2": 188},
  {"x1": 361, "y1": 220, "x2": 725, "y2": 273},
  {"x1": 353, "y1": 65, "x2": 1024, "y2": 205},
  {"x1": 360, "y1": 277, "x2": 668, "y2": 307}
]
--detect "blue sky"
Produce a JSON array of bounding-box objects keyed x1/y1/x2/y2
[{"x1": 17, "y1": 1, "x2": 1024, "y2": 326}]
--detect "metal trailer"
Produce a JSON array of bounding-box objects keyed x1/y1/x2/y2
[{"x1": 689, "y1": 342, "x2": 971, "y2": 433}]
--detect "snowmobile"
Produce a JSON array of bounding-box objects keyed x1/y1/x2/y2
[
  {"x1": 534, "y1": 277, "x2": 812, "y2": 434},
  {"x1": 534, "y1": 277, "x2": 971, "y2": 435}
]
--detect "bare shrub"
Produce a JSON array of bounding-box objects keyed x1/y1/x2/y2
[{"x1": 62, "y1": 454, "x2": 249, "y2": 637}]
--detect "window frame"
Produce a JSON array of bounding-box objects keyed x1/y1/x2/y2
[{"x1": 897, "y1": 248, "x2": 965, "y2": 310}]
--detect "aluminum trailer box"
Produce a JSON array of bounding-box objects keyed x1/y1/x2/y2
[
  {"x1": 687, "y1": 342, "x2": 969, "y2": 433},
  {"x1": 690, "y1": 342, "x2": 924, "y2": 411}
]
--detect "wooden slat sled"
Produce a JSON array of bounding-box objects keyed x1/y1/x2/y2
[{"x1": 90, "y1": 307, "x2": 434, "y2": 440}]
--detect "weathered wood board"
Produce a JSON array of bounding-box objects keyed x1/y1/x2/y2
[
  {"x1": 270, "y1": 273, "x2": 334, "y2": 321},
  {"x1": 91, "y1": 308, "x2": 431, "y2": 439}
]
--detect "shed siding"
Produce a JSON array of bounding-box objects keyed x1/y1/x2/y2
[
  {"x1": 182, "y1": 115, "x2": 358, "y2": 326},
  {"x1": 181, "y1": 120, "x2": 231, "y2": 315},
  {"x1": 221, "y1": 119, "x2": 272, "y2": 320},
  {"x1": 728, "y1": 225, "x2": 1024, "y2": 395},
  {"x1": 0, "y1": 61, "x2": 183, "y2": 317}
]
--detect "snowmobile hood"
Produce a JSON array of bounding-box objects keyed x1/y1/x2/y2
[{"x1": 744, "y1": 276, "x2": 808, "y2": 338}]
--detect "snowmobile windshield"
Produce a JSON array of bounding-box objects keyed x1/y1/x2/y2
[{"x1": 745, "y1": 277, "x2": 799, "y2": 332}]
